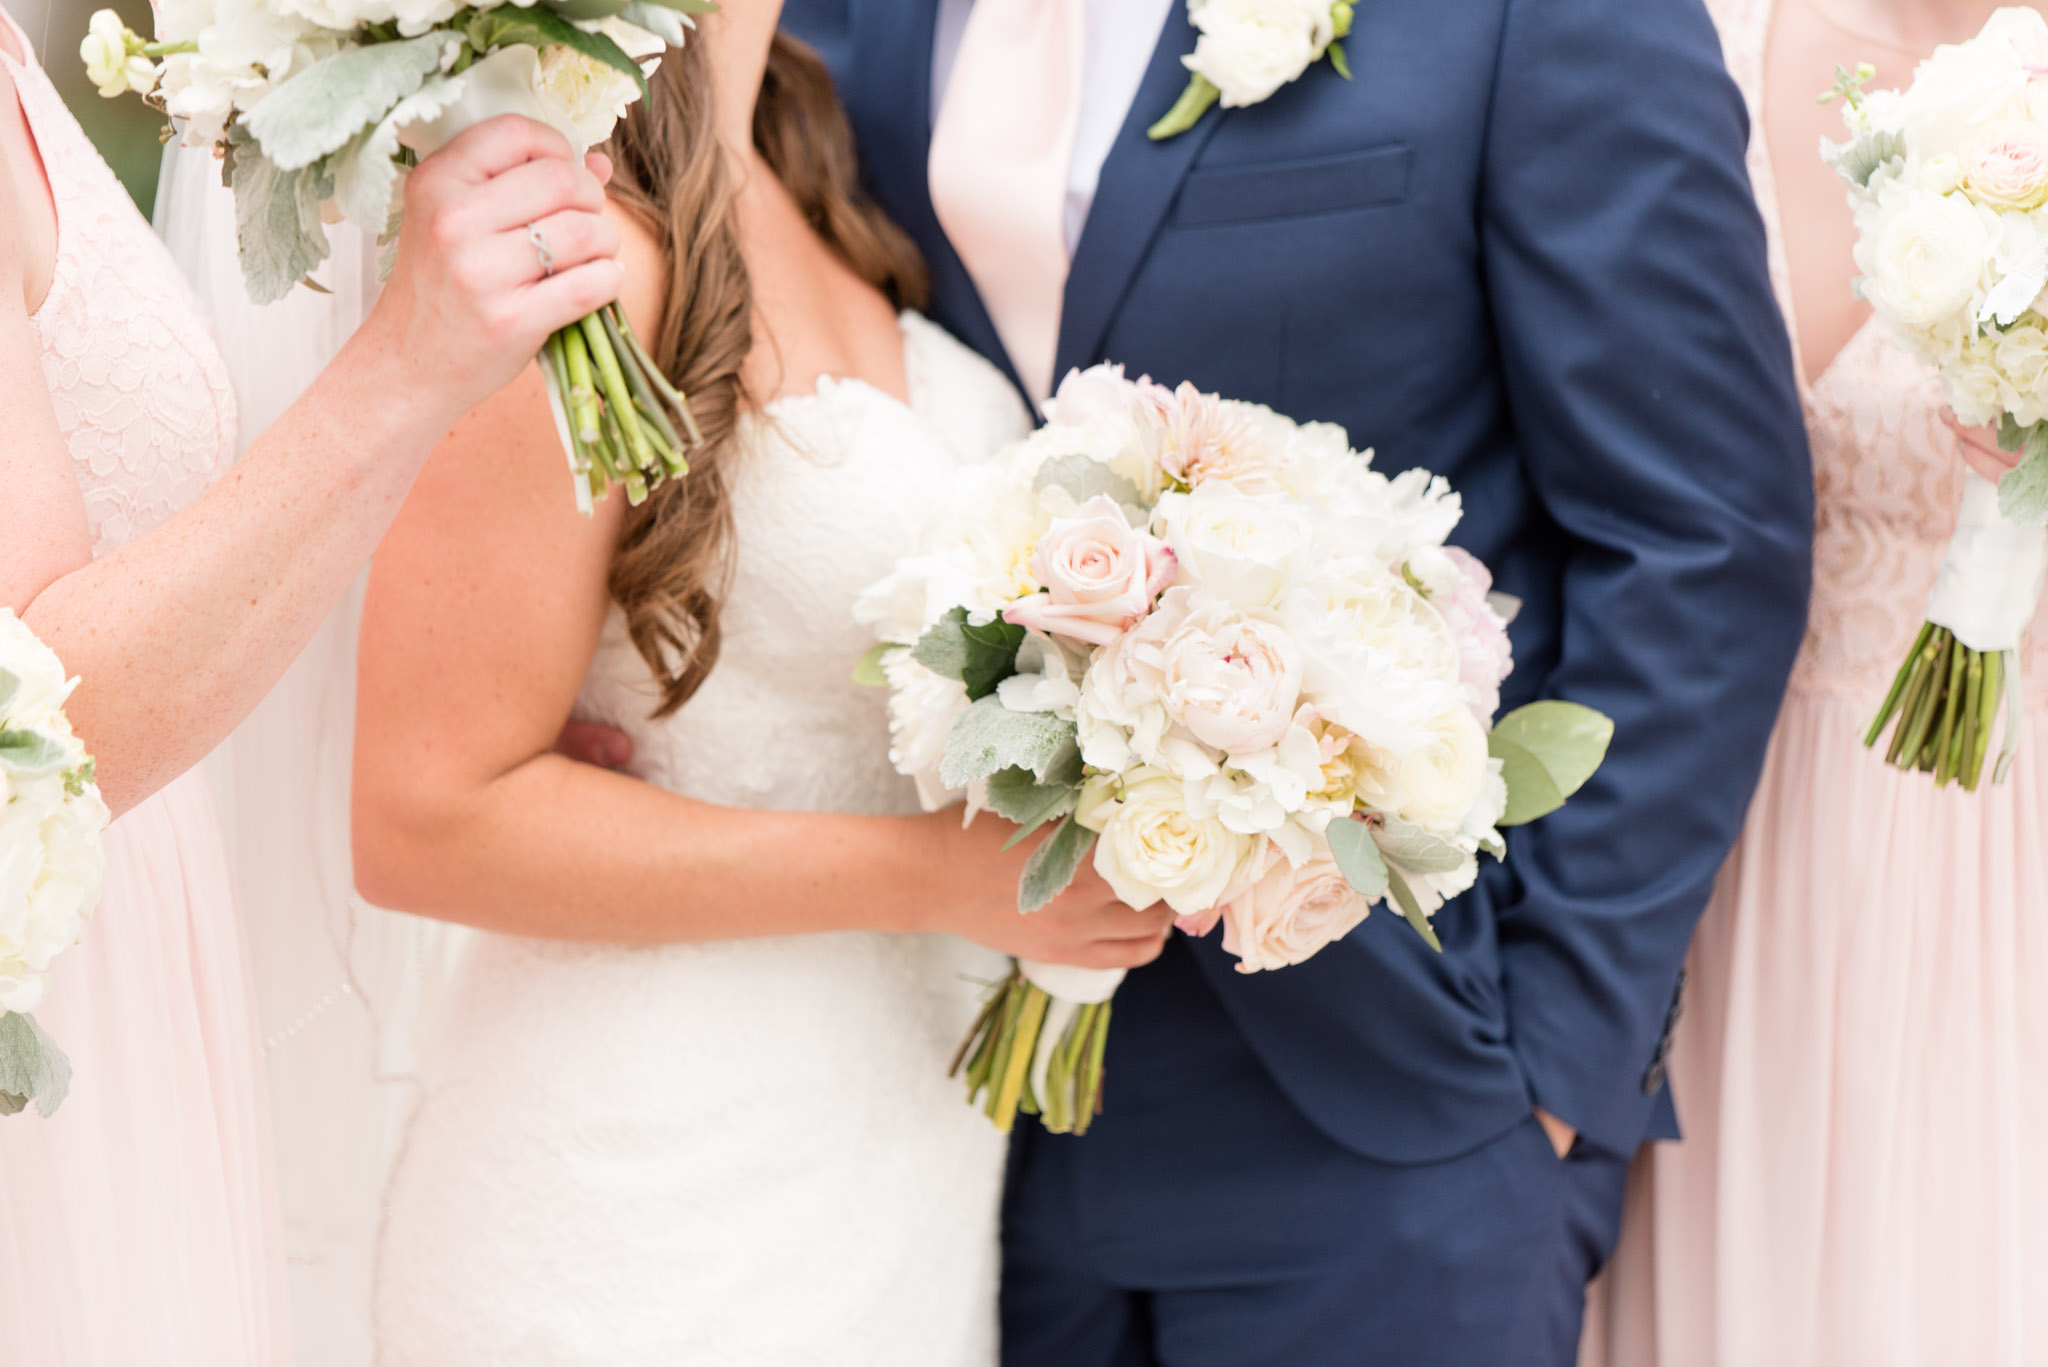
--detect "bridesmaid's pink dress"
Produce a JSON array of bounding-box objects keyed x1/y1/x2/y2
[
  {"x1": 0, "y1": 11, "x2": 291, "y2": 1364},
  {"x1": 1582, "y1": 1, "x2": 2048, "y2": 1364}
]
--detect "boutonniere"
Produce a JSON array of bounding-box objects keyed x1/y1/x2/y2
[{"x1": 1148, "y1": 0, "x2": 1355, "y2": 140}]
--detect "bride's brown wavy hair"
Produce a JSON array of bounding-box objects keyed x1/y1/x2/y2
[{"x1": 602, "y1": 29, "x2": 928, "y2": 716}]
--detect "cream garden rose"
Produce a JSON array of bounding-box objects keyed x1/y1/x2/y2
[
  {"x1": 1858, "y1": 189, "x2": 1993, "y2": 328},
  {"x1": 1964, "y1": 120, "x2": 2048, "y2": 209},
  {"x1": 1081, "y1": 770, "x2": 1259, "y2": 916},
  {"x1": 1183, "y1": 0, "x2": 1336, "y2": 109},
  {"x1": 1003, "y1": 495, "x2": 1176, "y2": 646},
  {"x1": 1380, "y1": 706, "x2": 1492, "y2": 836}
]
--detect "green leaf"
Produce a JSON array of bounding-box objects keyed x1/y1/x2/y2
[
  {"x1": 1019, "y1": 817, "x2": 1097, "y2": 913},
  {"x1": 912, "y1": 606, "x2": 1025, "y2": 702},
  {"x1": 1327, "y1": 40, "x2": 1352, "y2": 80},
  {"x1": 0, "y1": 1012, "x2": 72, "y2": 1118},
  {"x1": 1371, "y1": 818, "x2": 1469, "y2": 875},
  {"x1": 1325, "y1": 816, "x2": 1388, "y2": 900},
  {"x1": 0, "y1": 669, "x2": 19, "y2": 717},
  {"x1": 231, "y1": 148, "x2": 331, "y2": 305},
  {"x1": 986, "y1": 766, "x2": 1082, "y2": 851},
  {"x1": 620, "y1": 0, "x2": 688, "y2": 45},
  {"x1": 540, "y1": 0, "x2": 631, "y2": 20},
  {"x1": 244, "y1": 34, "x2": 450, "y2": 171},
  {"x1": 940, "y1": 697, "x2": 1078, "y2": 791},
  {"x1": 1490, "y1": 700, "x2": 1614, "y2": 826},
  {"x1": 632, "y1": 0, "x2": 719, "y2": 10},
  {"x1": 1032, "y1": 454, "x2": 1142, "y2": 512},
  {"x1": 465, "y1": 7, "x2": 648, "y2": 101},
  {"x1": 1998, "y1": 424, "x2": 2048, "y2": 526},
  {"x1": 852, "y1": 642, "x2": 892, "y2": 688},
  {"x1": 0, "y1": 728, "x2": 67, "y2": 775},
  {"x1": 1148, "y1": 73, "x2": 1221, "y2": 141},
  {"x1": 1383, "y1": 868, "x2": 1443, "y2": 953}
]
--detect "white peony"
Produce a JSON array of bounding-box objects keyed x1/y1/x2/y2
[
  {"x1": 1279, "y1": 559, "x2": 1460, "y2": 751},
  {"x1": 1183, "y1": 0, "x2": 1335, "y2": 109},
  {"x1": 1155, "y1": 481, "x2": 1313, "y2": 609},
  {"x1": 1087, "y1": 586, "x2": 1304, "y2": 758},
  {"x1": 1080, "y1": 769, "x2": 1261, "y2": 916},
  {"x1": 1857, "y1": 189, "x2": 1994, "y2": 329},
  {"x1": 879, "y1": 651, "x2": 970, "y2": 812}
]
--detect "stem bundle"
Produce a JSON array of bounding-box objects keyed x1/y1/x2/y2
[
  {"x1": 1863, "y1": 621, "x2": 2012, "y2": 791},
  {"x1": 535, "y1": 302, "x2": 698, "y2": 512},
  {"x1": 951, "y1": 965, "x2": 1113, "y2": 1136}
]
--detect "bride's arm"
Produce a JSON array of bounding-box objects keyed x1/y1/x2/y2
[
  {"x1": 352, "y1": 214, "x2": 1170, "y2": 966},
  {"x1": 1, "y1": 116, "x2": 625, "y2": 816}
]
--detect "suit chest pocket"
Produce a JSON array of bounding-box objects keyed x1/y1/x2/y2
[{"x1": 1170, "y1": 143, "x2": 1412, "y2": 229}]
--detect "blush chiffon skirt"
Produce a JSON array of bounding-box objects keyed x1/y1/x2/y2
[{"x1": 0, "y1": 769, "x2": 290, "y2": 1365}]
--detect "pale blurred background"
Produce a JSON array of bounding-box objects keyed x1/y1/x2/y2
[{"x1": 9, "y1": 0, "x2": 170, "y2": 213}]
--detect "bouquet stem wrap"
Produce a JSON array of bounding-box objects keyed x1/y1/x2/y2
[
  {"x1": 953, "y1": 961, "x2": 1122, "y2": 1135},
  {"x1": 1866, "y1": 474, "x2": 2048, "y2": 787}
]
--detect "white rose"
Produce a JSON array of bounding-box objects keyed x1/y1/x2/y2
[
  {"x1": 1184, "y1": 0, "x2": 1335, "y2": 109},
  {"x1": 1085, "y1": 770, "x2": 1260, "y2": 916},
  {"x1": 1367, "y1": 706, "x2": 1490, "y2": 836},
  {"x1": 1858, "y1": 191, "x2": 1993, "y2": 329},
  {"x1": 1155, "y1": 482, "x2": 1313, "y2": 608},
  {"x1": 1220, "y1": 852, "x2": 1372, "y2": 973}
]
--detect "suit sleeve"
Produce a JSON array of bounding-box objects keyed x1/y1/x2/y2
[{"x1": 1479, "y1": 0, "x2": 1813, "y2": 1153}]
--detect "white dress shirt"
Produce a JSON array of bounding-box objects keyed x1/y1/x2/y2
[{"x1": 932, "y1": 0, "x2": 1178, "y2": 254}]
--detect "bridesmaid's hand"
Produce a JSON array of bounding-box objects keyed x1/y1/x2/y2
[
  {"x1": 1946, "y1": 413, "x2": 2023, "y2": 484},
  {"x1": 354, "y1": 115, "x2": 624, "y2": 430}
]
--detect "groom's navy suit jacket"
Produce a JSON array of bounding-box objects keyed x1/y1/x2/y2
[{"x1": 786, "y1": 0, "x2": 1812, "y2": 1164}]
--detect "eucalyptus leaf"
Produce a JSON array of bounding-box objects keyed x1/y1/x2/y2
[
  {"x1": 1327, "y1": 40, "x2": 1351, "y2": 80},
  {"x1": 244, "y1": 35, "x2": 450, "y2": 171},
  {"x1": 1019, "y1": 817, "x2": 1097, "y2": 913},
  {"x1": 0, "y1": 729, "x2": 67, "y2": 775},
  {"x1": 464, "y1": 8, "x2": 647, "y2": 101},
  {"x1": 851, "y1": 643, "x2": 892, "y2": 688},
  {"x1": 1490, "y1": 700, "x2": 1614, "y2": 826},
  {"x1": 940, "y1": 698, "x2": 1077, "y2": 791},
  {"x1": 0, "y1": 669, "x2": 19, "y2": 716},
  {"x1": 1998, "y1": 427, "x2": 2048, "y2": 526},
  {"x1": 1371, "y1": 818, "x2": 1470, "y2": 875},
  {"x1": 232, "y1": 149, "x2": 331, "y2": 305},
  {"x1": 986, "y1": 766, "x2": 1082, "y2": 851},
  {"x1": 0, "y1": 1012, "x2": 72, "y2": 1118},
  {"x1": 1383, "y1": 868, "x2": 1443, "y2": 953},
  {"x1": 1032, "y1": 454, "x2": 1141, "y2": 512},
  {"x1": 1325, "y1": 816, "x2": 1388, "y2": 900},
  {"x1": 912, "y1": 606, "x2": 1025, "y2": 701}
]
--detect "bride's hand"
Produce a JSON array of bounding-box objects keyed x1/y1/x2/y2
[
  {"x1": 348, "y1": 115, "x2": 624, "y2": 430},
  {"x1": 917, "y1": 813, "x2": 1175, "y2": 970},
  {"x1": 1946, "y1": 413, "x2": 2022, "y2": 484}
]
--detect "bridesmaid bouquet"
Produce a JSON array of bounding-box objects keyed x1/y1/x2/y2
[
  {"x1": 857, "y1": 365, "x2": 1611, "y2": 1135},
  {"x1": 1822, "y1": 9, "x2": 2048, "y2": 788},
  {"x1": 0, "y1": 611, "x2": 110, "y2": 1119},
  {"x1": 81, "y1": 0, "x2": 712, "y2": 514}
]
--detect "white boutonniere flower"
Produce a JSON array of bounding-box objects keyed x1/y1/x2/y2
[{"x1": 1149, "y1": 0, "x2": 1354, "y2": 140}]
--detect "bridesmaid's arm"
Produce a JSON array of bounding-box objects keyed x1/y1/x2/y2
[
  {"x1": 350, "y1": 210, "x2": 1171, "y2": 966},
  {"x1": 0, "y1": 116, "x2": 626, "y2": 816}
]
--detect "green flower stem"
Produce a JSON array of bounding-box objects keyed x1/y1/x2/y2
[
  {"x1": 1984, "y1": 650, "x2": 2011, "y2": 786},
  {"x1": 600, "y1": 308, "x2": 686, "y2": 471},
  {"x1": 138, "y1": 39, "x2": 196, "y2": 56},
  {"x1": 599, "y1": 401, "x2": 648, "y2": 505},
  {"x1": 982, "y1": 977, "x2": 1027, "y2": 1121},
  {"x1": 560, "y1": 325, "x2": 602, "y2": 444},
  {"x1": 1884, "y1": 635, "x2": 1940, "y2": 766},
  {"x1": 613, "y1": 306, "x2": 703, "y2": 447},
  {"x1": 1933, "y1": 643, "x2": 1967, "y2": 786},
  {"x1": 991, "y1": 985, "x2": 1049, "y2": 1135},
  {"x1": 1959, "y1": 649, "x2": 1985, "y2": 791},
  {"x1": 578, "y1": 314, "x2": 655, "y2": 475},
  {"x1": 1076, "y1": 1000, "x2": 1112, "y2": 1133},
  {"x1": 1866, "y1": 621, "x2": 1935, "y2": 747},
  {"x1": 1148, "y1": 74, "x2": 1221, "y2": 141},
  {"x1": 1894, "y1": 629, "x2": 1950, "y2": 769}
]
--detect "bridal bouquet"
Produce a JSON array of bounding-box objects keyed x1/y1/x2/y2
[
  {"x1": 857, "y1": 365, "x2": 1611, "y2": 1135},
  {"x1": 82, "y1": 0, "x2": 711, "y2": 514},
  {"x1": 1822, "y1": 8, "x2": 2048, "y2": 788},
  {"x1": 0, "y1": 611, "x2": 110, "y2": 1119}
]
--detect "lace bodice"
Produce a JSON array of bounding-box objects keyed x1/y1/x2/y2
[
  {"x1": 2, "y1": 10, "x2": 237, "y2": 556},
  {"x1": 1707, "y1": 0, "x2": 2048, "y2": 712},
  {"x1": 575, "y1": 311, "x2": 1032, "y2": 811}
]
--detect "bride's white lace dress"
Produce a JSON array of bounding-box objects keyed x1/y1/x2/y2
[{"x1": 373, "y1": 313, "x2": 1029, "y2": 1365}]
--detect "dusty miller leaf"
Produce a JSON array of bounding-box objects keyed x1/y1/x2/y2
[
  {"x1": 1998, "y1": 425, "x2": 2048, "y2": 526},
  {"x1": 0, "y1": 728, "x2": 67, "y2": 775},
  {"x1": 0, "y1": 1013, "x2": 72, "y2": 1118},
  {"x1": 232, "y1": 149, "x2": 331, "y2": 305},
  {"x1": 1033, "y1": 454, "x2": 1141, "y2": 512},
  {"x1": 940, "y1": 698, "x2": 1077, "y2": 791},
  {"x1": 1371, "y1": 819, "x2": 1470, "y2": 875},
  {"x1": 1019, "y1": 817, "x2": 1097, "y2": 913},
  {"x1": 244, "y1": 35, "x2": 450, "y2": 171},
  {"x1": 0, "y1": 668, "x2": 19, "y2": 715}
]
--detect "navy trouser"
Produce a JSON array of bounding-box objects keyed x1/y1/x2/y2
[{"x1": 1000, "y1": 943, "x2": 1629, "y2": 1367}]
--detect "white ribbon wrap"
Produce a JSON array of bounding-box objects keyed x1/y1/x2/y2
[
  {"x1": 1925, "y1": 473, "x2": 2048, "y2": 653},
  {"x1": 1016, "y1": 961, "x2": 1123, "y2": 1121}
]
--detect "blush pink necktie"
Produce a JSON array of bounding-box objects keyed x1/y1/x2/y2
[{"x1": 928, "y1": 0, "x2": 1086, "y2": 405}]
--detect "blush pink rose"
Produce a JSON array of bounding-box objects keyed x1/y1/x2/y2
[
  {"x1": 1433, "y1": 547, "x2": 1514, "y2": 722},
  {"x1": 1219, "y1": 851, "x2": 1372, "y2": 973},
  {"x1": 1966, "y1": 120, "x2": 2048, "y2": 209},
  {"x1": 1002, "y1": 494, "x2": 1176, "y2": 646}
]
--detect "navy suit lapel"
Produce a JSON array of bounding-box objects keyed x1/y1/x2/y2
[
  {"x1": 844, "y1": 0, "x2": 1016, "y2": 392},
  {"x1": 1055, "y1": 5, "x2": 1221, "y2": 384}
]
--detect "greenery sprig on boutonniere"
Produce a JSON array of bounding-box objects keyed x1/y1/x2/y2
[{"x1": 1149, "y1": 0, "x2": 1355, "y2": 141}]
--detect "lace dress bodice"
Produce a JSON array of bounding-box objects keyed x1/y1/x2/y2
[
  {"x1": 3, "y1": 12, "x2": 237, "y2": 553},
  {"x1": 1709, "y1": 0, "x2": 2048, "y2": 712},
  {"x1": 375, "y1": 313, "x2": 1037, "y2": 1367}
]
